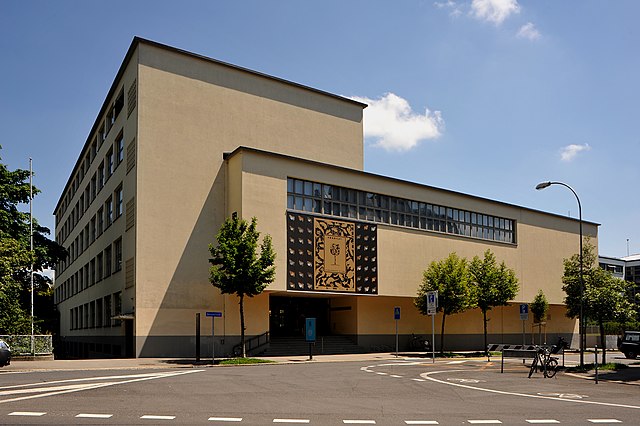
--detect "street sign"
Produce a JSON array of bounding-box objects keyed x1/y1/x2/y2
[
  {"x1": 519, "y1": 304, "x2": 529, "y2": 321},
  {"x1": 206, "y1": 311, "x2": 223, "y2": 317},
  {"x1": 394, "y1": 306, "x2": 401, "y2": 320},
  {"x1": 305, "y1": 318, "x2": 316, "y2": 342},
  {"x1": 427, "y1": 291, "x2": 438, "y2": 315}
]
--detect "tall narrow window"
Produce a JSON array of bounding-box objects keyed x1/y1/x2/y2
[
  {"x1": 114, "y1": 238, "x2": 122, "y2": 272},
  {"x1": 115, "y1": 185, "x2": 123, "y2": 219}
]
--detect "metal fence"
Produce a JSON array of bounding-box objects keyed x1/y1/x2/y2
[{"x1": 0, "y1": 335, "x2": 53, "y2": 355}]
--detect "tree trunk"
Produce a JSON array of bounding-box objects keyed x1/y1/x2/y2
[
  {"x1": 240, "y1": 294, "x2": 246, "y2": 358},
  {"x1": 599, "y1": 321, "x2": 606, "y2": 365},
  {"x1": 483, "y1": 310, "x2": 488, "y2": 356},
  {"x1": 440, "y1": 313, "x2": 447, "y2": 355}
]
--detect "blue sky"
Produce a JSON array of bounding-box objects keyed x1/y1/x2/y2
[{"x1": 1, "y1": 0, "x2": 638, "y2": 258}]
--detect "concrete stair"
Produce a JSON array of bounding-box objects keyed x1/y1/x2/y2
[{"x1": 262, "y1": 335, "x2": 367, "y2": 356}]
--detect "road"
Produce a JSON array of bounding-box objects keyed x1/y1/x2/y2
[{"x1": 1, "y1": 355, "x2": 639, "y2": 425}]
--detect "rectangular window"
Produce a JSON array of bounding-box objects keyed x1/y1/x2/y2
[
  {"x1": 115, "y1": 185, "x2": 123, "y2": 219},
  {"x1": 91, "y1": 174, "x2": 97, "y2": 202},
  {"x1": 90, "y1": 216, "x2": 96, "y2": 243},
  {"x1": 105, "y1": 245, "x2": 112, "y2": 277},
  {"x1": 96, "y1": 299, "x2": 103, "y2": 328},
  {"x1": 104, "y1": 295, "x2": 112, "y2": 327},
  {"x1": 106, "y1": 148, "x2": 114, "y2": 179},
  {"x1": 114, "y1": 292, "x2": 122, "y2": 326},
  {"x1": 96, "y1": 252, "x2": 103, "y2": 282},
  {"x1": 116, "y1": 132, "x2": 124, "y2": 165},
  {"x1": 105, "y1": 197, "x2": 113, "y2": 227},
  {"x1": 97, "y1": 207, "x2": 104, "y2": 236},
  {"x1": 114, "y1": 238, "x2": 122, "y2": 272},
  {"x1": 98, "y1": 161, "x2": 104, "y2": 191},
  {"x1": 90, "y1": 258, "x2": 96, "y2": 286}
]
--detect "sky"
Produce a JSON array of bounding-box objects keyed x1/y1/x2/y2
[{"x1": 1, "y1": 0, "x2": 638, "y2": 259}]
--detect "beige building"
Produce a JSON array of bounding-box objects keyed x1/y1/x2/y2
[{"x1": 54, "y1": 38, "x2": 598, "y2": 358}]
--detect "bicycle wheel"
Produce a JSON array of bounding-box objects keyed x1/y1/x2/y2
[
  {"x1": 528, "y1": 356, "x2": 539, "y2": 378},
  {"x1": 545, "y1": 358, "x2": 558, "y2": 378}
]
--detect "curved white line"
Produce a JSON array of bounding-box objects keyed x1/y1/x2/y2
[{"x1": 421, "y1": 370, "x2": 640, "y2": 410}]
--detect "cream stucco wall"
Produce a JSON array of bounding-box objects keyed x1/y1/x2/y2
[{"x1": 133, "y1": 42, "x2": 365, "y2": 354}]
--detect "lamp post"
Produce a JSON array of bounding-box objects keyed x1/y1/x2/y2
[{"x1": 535, "y1": 180, "x2": 584, "y2": 368}]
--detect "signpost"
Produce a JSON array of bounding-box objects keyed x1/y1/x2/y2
[
  {"x1": 206, "y1": 311, "x2": 222, "y2": 363},
  {"x1": 305, "y1": 317, "x2": 316, "y2": 360},
  {"x1": 394, "y1": 307, "x2": 400, "y2": 357},
  {"x1": 519, "y1": 304, "x2": 528, "y2": 346},
  {"x1": 427, "y1": 291, "x2": 438, "y2": 363}
]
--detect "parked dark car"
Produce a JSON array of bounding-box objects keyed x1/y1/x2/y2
[
  {"x1": 618, "y1": 331, "x2": 640, "y2": 359},
  {"x1": 0, "y1": 339, "x2": 10, "y2": 367}
]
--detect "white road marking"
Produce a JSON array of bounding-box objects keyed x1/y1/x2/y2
[
  {"x1": 587, "y1": 420, "x2": 622, "y2": 424},
  {"x1": 76, "y1": 413, "x2": 113, "y2": 418},
  {"x1": 447, "y1": 360, "x2": 466, "y2": 364},
  {"x1": 376, "y1": 372, "x2": 387, "y2": 375},
  {"x1": 141, "y1": 415, "x2": 176, "y2": 420},
  {"x1": 1, "y1": 383, "x2": 110, "y2": 396},
  {"x1": 273, "y1": 419, "x2": 310, "y2": 423},
  {"x1": 390, "y1": 374, "x2": 403, "y2": 378},
  {"x1": 411, "y1": 378, "x2": 426, "y2": 382},
  {"x1": 422, "y1": 370, "x2": 640, "y2": 410},
  {"x1": 343, "y1": 421, "x2": 376, "y2": 424},
  {"x1": 8, "y1": 411, "x2": 46, "y2": 416},
  {"x1": 526, "y1": 421, "x2": 560, "y2": 424},
  {"x1": 468, "y1": 421, "x2": 502, "y2": 424},
  {"x1": 405, "y1": 421, "x2": 439, "y2": 425},
  {"x1": 209, "y1": 417, "x2": 243, "y2": 422},
  {"x1": 0, "y1": 370, "x2": 203, "y2": 405}
]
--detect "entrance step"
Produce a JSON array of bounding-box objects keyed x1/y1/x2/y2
[{"x1": 262, "y1": 335, "x2": 367, "y2": 356}]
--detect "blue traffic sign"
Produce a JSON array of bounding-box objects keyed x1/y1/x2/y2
[
  {"x1": 305, "y1": 318, "x2": 316, "y2": 342},
  {"x1": 394, "y1": 307, "x2": 401, "y2": 320},
  {"x1": 206, "y1": 311, "x2": 223, "y2": 317}
]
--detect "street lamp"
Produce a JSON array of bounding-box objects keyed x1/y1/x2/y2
[{"x1": 535, "y1": 180, "x2": 584, "y2": 368}]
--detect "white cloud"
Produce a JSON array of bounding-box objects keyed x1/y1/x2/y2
[
  {"x1": 434, "y1": 0, "x2": 463, "y2": 18},
  {"x1": 560, "y1": 144, "x2": 591, "y2": 162},
  {"x1": 351, "y1": 93, "x2": 444, "y2": 152},
  {"x1": 517, "y1": 22, "x2": 541, "y2": 40},
  {"x1": 470, "y1": 0, "x2": 520, "y2": 25}
]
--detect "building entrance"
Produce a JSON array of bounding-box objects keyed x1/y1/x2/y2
[{"x1": 269, "y1": 296, "x2": 330, "y2": 337}]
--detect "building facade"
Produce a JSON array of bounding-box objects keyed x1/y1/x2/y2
[{"x1": 54, "y1": 38, "x2": 598, "y2": 358}]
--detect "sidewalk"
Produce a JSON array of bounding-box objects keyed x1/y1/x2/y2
[{"x1": 2, "y1": 352, "x2": 402, "y2": 372}]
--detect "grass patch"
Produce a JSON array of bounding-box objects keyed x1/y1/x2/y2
[
  {"x1": 218, "y1": 357, "x2": 275, "y2": 365},
  {"x1": 566, "y1": 362, "x2": 628, "y2": 372}
]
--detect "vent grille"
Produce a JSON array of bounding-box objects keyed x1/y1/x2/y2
[
  {"x1": 126, "y1": 138, "x2": 136, "y2": 174},
  {"x1": 125, "y1": 257, "x2": 135, "y2": 288},
  {"x1": 125, "y1": 197, "x2": 135, "y2": 231},
  {"x1": 127, "y1": 79, "x2": 137, "y2": 117}
]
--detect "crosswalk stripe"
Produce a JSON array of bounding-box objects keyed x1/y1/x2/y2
[
  {"x1": 405, "y1": 421, "x2": 439, "y2": 425},
  {"x1": 468, "y1": 421, "x2": 502, "y2": 424},
  {"x1": 273, "y1": 419, "x2": 310, "y2": 423},
  {"x1": 343, "y1": 421, "x2": 376, "y2": 424},
  {"x1": 588, "y1": 420, "x2": 622, "y2": 424},
  {"x1": 526, "y1": 421, "x2": 560, "y2": 424},
  {"x1": 76, "y1": 413, "x2": 113, "y2": 419},
  {"x1": 141, "y1": 415, "x2": 176, "y2": 420},
  {"x1": 208, "y1": 417, "x2": 243, "y2": 422},
  {"x1": 8, "y1": 411, "x2": 46, "y2": 416}
]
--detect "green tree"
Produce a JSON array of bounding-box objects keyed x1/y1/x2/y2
[
  {"x1": 208, "y1": 215, "x2": 275, "y2": 358},
  {"x1": 562, "y1": 239, "x2": 636, "y2": 363},
  {"x1": 415, "y1": 253, "x2": 472, "y2": 354},
  {"x1": 0, "y1": 149, "x2": 66, "y2": 335},
  {"x1": 469, "y1": 250, "x2": 519, "y2": 354},
  {"x1": 530, "y1": 290, "x2": 549, "y2": 324}
]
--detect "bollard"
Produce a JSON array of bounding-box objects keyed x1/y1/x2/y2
[
  {"x1": 594, "y1": 345, "x2": 598, "y2": 385},
  {"x1": 195, "y1": 313, "x2": 201, "y2": 362}
]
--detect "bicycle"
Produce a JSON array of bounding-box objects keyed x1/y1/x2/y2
[{"x1": 528, "y1": 346, "x2": 558, "y2": 378}]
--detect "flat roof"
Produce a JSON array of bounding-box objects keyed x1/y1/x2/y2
[
  {"x1": 224, "y1": 146, "x2": 600, "y2": 227},
  {"x1": 54, "y1": 37, "x2": 367, "y2": 215}
]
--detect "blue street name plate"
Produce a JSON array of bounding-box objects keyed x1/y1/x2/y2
[{"x1": 206, "y1": 311, "x2": 223, "y2": 317}]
